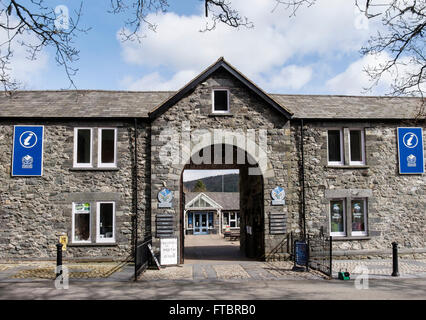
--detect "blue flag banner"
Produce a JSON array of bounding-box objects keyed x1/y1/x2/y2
[
  {"x1": 397, "y1": 127, "x2": 424, "y2": 174},
  {"x1": 12, "y1": 126, "x2": 44, "y2": 176}
]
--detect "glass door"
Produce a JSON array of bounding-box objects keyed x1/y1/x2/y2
[{"x1": 194, "y1": 212, "x2": 209, "y2": 235}]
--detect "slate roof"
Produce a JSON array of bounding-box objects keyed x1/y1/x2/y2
[
  {"x1": 0, "y1": 90, "x2": 422, "y2": 120},
  {"x1": 185, "y1": 192, "x2": 239, "y2": 211},
  {"x1": 270, "y1": 94, "x2": 424, "y2": 119},
  {"x1": 0, "y1": 90, "x2": 174, "y2": 119}
]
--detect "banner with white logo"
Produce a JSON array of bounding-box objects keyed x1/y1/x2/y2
[
  {"x1": 397, "y1": 127, "x2": 424, "y2": 174},
  {"x1": 12, "y1": 126, "x2": 44, "y2": 176}
]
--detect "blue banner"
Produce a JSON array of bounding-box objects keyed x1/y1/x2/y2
[
  {"x1": 12, "y1": 126, "x2": 44, "y2": 176},
  {"x1": 397, "y1": 127, "x2": 424, "y2": 174}
]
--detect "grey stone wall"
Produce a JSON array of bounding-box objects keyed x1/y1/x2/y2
[
  {"x1": 150, "y1": 68, "x2": 292, "y2": 261},
  {"x1": 0, "y1": 120, "x2": 149, "y2": 261},
  {"x1": 293, "y1": 121, "x2": 426, "y2": 254}
]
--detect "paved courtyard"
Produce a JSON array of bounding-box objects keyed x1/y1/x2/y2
[{"x1": 0, "y1": 234, "x2": 425, "y2": 283}]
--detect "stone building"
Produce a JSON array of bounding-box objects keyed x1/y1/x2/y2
[
  {"x1": 184, "y1": 192, "x2": 240, "y2": 235},
  {"x1": 0, "y1": 57, "x2": 424, "y2": 263}
]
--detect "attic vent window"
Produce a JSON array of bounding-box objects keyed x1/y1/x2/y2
[{"x1": 212, "y1": 89, "x2": 230, "y2": 113}]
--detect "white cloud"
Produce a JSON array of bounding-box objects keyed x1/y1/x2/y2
[
  {"x1": 325, "y1": 52, "x2": 426, "y2": 95},
  {"x1": 121, "y1": 69, "x2": 198, "y2": 91},
  {"x1": 0, "y1": 15, "x2": 48, "y2": 88},
  {"x1": 119, "y1": 0, "x2": 374, "y2": 92},
  {"x1": 262, "y1": 65, "x2": 313, "y2": 91}
]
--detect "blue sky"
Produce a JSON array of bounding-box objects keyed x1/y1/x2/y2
[{"x1": 7, "y1": 0, "x2": 398, "y2": 95}]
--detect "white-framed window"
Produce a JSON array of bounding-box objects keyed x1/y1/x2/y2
[
  {"x1": 351, "y1": 199, "x2": 368, "y2": 236},
  {"x1": 96, "y1": 202, "x2": 115, "y2": 243},
  {"x1": 73, "y1": 128, "x2": 93, "y2": 167},
  {"x1": 223, "y1": 211, "x2": 240, "y2": 229},
  {"x1": 329, "y1": 199, "x2": 346, "y2": 237},
  {"x1": 72, "y1": 202, "x2": 91, "y2": 243},
  {"x1": 327, "y1": 129, "x2": 344, "y2": 165},
  {"x1": 212, "y1": 89, "x2": 230, "y2": 113},
  {"x1": 349, "y1": 129, "x2": 365, "y2": 165},
  {"x1": 97, "y1": 128, "x2": 117, "y2": 168}
]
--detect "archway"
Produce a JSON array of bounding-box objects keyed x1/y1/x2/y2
[{"x1": 180, "y1": 144, "x2": 265, "y2": 263}]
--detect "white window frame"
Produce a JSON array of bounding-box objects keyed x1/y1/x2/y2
[
  {"x1": 96, "y1": 201, "x2": 116, "y2": 243},
  {"x1": 327, "y1": 129, "x2": 344, "y2": 165},
  {"x1": 97, "y1": 128, "x2": 117, "y2": 168},
  {"x1": 72, "y1": 202, "x2": 92, "y2": 244},
  {"x1": 351, "y1": 198, "x2": 368, "y2": 236},
  {"x1": 211, "y1": 88, "x2": 230, "y2": 114},
  {"x1": 229, "y1": 211, "x2": 239, "y2": 229},
  {"x1": 329, "y1": 199, "x2": 346, "y2": 237},
  {"x1": 73, "y1": 128, "x2": 93, "y2": 168},
  {"x1": 348, "y1": 129, "x2": 366, "y2": 165}
]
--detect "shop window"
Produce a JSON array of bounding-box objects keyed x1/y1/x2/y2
[
  {"x1": 327, "y1": 129, "x2": 343, "y2": 165},
  {"x1": 212, "y1": 89, "x2": 229, "y2": 113},
  {"x1": 74, "y1": 128, "x2": 92, "y2": 167},
  {"x1": 349, "y1": 129, "x2": 365, "y2": 165},
  {"x1": 351, "y1": 199, "x2": 367, "y2": 236},
  {"x1": 72, "y1": 202, "x2": 91, "y2": 243},
  {"x1": 98, "y1": 128, "x2": 117, "y2": 167},
  {"x1": 330, "y1": 200, "x2": 346, "y2": 237},
  {"x1": 188, "y1": 212, "x2": 193, "y2": 229},
  {"x1": 97, "y1": 202, "x2": 115, "y2": 242},
  {"x1": 224, "y1": 211, "x2": 240, "y2": 228}
]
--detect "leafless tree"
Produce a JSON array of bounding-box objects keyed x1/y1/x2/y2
[
  {"x1": 0, "y1": 0, "x2": 88, "y2": 92},
  {"x1": 275, "y1": 1, "x2": 426, "y2": 103},
  {"x1": 0, "y1": 0, "x2": 251, "y2": 92}
]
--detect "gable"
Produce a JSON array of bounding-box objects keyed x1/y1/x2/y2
[{"x1": 149, "y1": 57, "x2": 293, "y2": 119}]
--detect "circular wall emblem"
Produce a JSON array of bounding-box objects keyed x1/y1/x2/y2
[
  {"x1": 271, "y1": 186, "x2": 285, "y2": 201},
  {"x1": 402, "y1": 132, "x2": 418, "y2": 148},
  {"x1": 19, "y1": 131, "x2": 38, "y2": 148},
  {"x1": 158, "y1": 188, "x2": 173, "y2": 204}
]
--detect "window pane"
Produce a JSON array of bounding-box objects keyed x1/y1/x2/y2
[
  {"x1": 328, "y1": 130, "x2": 341, "y2": 162},
  {"x1": 214, "y1": 90, "x2": 228, "y2": 111},
  {"x1": 350, "y1": 130, "x2": 362, "y2": 162},
  {"x1": 77, "y1": 129, "x2": 91, "y2": 164},
  {"x1": 352, "y1": 200, "x2": 366, "y2": 233},
  {"x1": 75, "y1": 214, "x2": 90, "y2": 241},
  {"x1": 330, "y1": 200, "x2": 345, "y2": 233},
  {"x1": 101, "y1": 129, "x2": 115, "y2": 164},
  {"x1": 188, "y1": 212, "x2": 193, "y2": 228},
  {"x1": 99, "y1": 203, "x2": 113, "y2": 239}
]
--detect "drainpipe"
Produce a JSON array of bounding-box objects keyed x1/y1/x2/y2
[
  {"x1": 134, "y1": 118, "x2": 138, "y2": 280},
  {"x1": 300, "y1": 119, "x2": 306, "y2": 241}
]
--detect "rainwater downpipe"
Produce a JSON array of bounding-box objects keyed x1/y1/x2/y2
[
  {"x1": 300, "y1": 119, "x2": 306, "y2": 241},
  {"x1": 134, "y1": 118, "x2": 138, "y2": 280}
]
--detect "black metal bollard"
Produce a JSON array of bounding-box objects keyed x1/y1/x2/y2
[
  {"x1": 391, "y1": 242, "x2": 399, "y2": 277},
  {"x1": 56, "y1": 243, "x2": 63, "y2": 279}
]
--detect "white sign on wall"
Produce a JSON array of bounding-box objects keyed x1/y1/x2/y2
[{"x1": 160, "y1": 237, "x2": 178, "y2": 265}]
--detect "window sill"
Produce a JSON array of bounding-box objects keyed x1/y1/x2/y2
[
  {"x1": 68, "y1": 243, "x2": 118, "y2": 247},
  {"x1": 70, "y1": 167, "x2": 119, "y2": 172},
  {"x1": 208, "y1": 113, "x2": 234, "y2": 117},
  {"x1": 332, "y1": 236, "x2": 371, "y2": 241},
  {"x1": 326, "y1": 165, "x2": 369, "y2": 169}
]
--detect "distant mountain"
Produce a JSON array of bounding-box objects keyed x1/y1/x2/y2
[{"x1": 184, "y1": 174, "x2": 239, "y2": 192}]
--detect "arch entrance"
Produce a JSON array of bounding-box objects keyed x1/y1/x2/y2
[{"x1": 180, "y1": 144, "x2": 265, "y2": 263}]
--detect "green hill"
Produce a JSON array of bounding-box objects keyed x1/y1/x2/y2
[{"x1": 183, "y1": 174, "x2": 239, "y2": 192}]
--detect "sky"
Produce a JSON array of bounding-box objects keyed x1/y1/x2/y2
[{"x1": 3, "y1": 0, "x2": 403, "y2": 95}]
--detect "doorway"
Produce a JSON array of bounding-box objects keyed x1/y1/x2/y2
[
  {"x1": 193, "y1": 212, "x2": 209, "y2": 235},
  {"x1": 180, "y1": 144, "x2": 265, "y2": 264}
]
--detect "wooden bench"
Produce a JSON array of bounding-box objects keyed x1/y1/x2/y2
[{"x1": 224, "y1": 229, "x2": 240, "y2": 241}]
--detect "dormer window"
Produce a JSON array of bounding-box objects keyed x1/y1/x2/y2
[{"x1": 212, "y1": 89, "x2": 230, "y2": 113}]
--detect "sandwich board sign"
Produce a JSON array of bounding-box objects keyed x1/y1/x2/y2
[
  {"x1": 12, "y1": 126, "x2": 44, "y2": 176},
  {"x1": 397, "y1": 127, "x2": 424, "y2": 174}
]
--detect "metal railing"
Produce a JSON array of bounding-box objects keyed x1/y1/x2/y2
[
  {"x1": 307, "y1": 233, "x2": 332, "y2": 278},
  {"x1": 135, "y1": 235, "x2": 152, "y2": 279}
]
